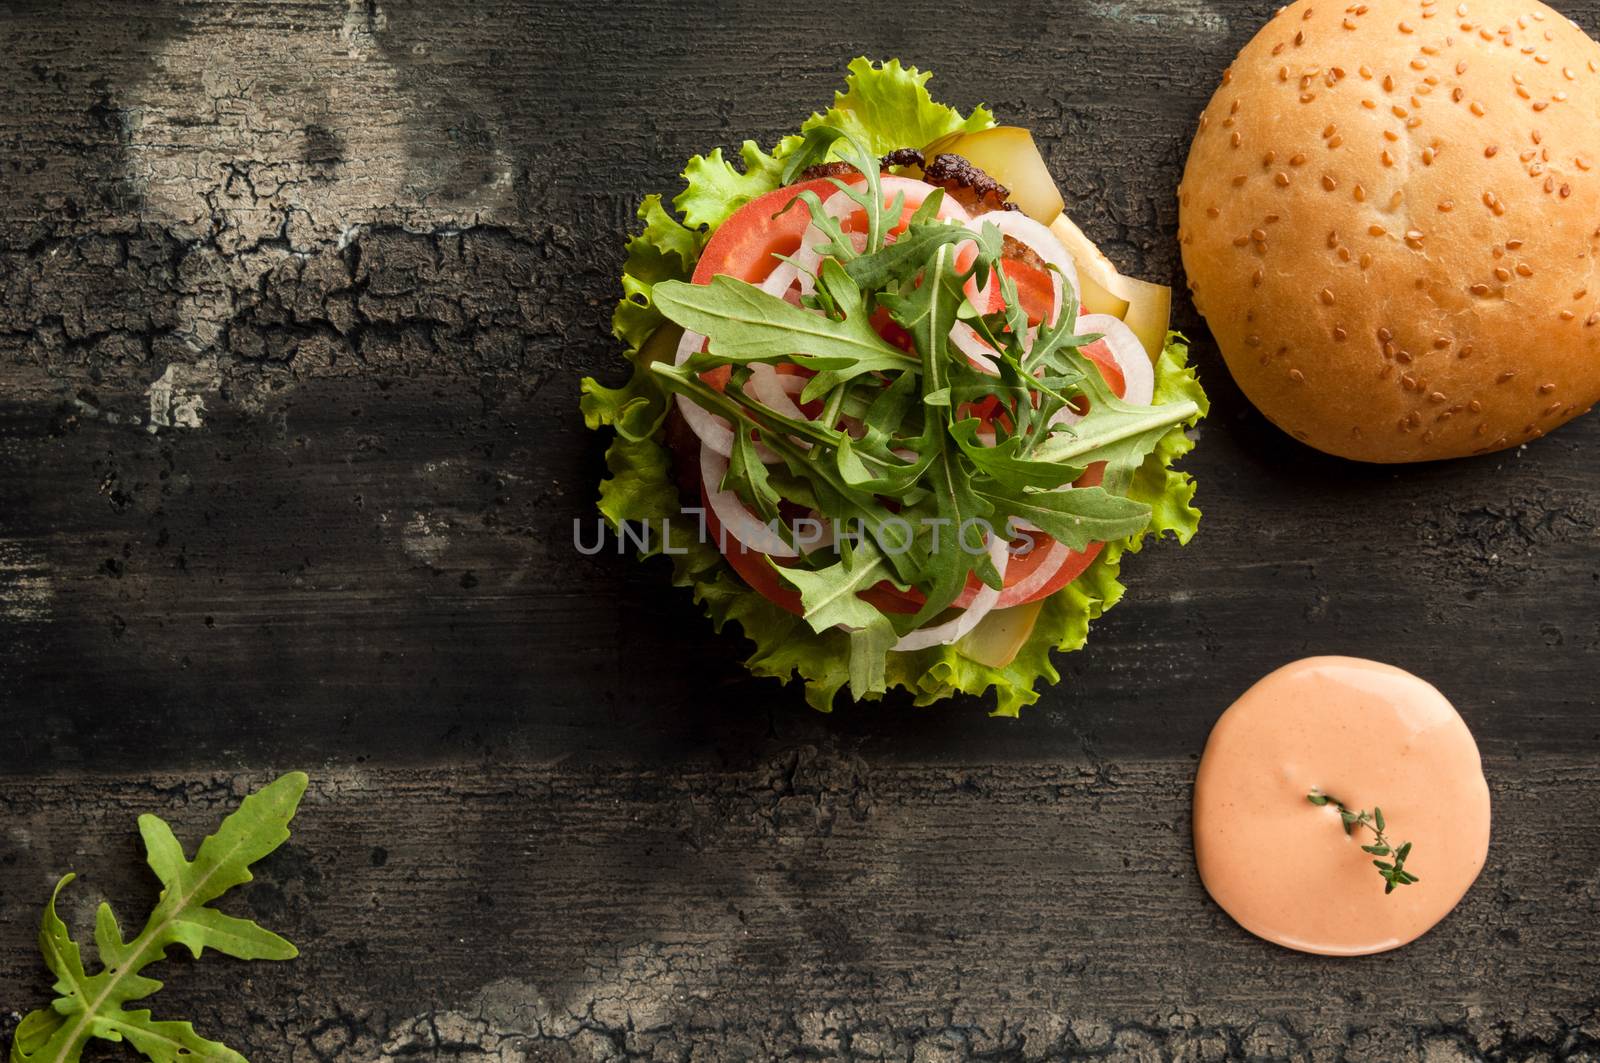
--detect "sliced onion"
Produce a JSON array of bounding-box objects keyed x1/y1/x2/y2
[
  {"x1": 746, "y1": 364, "x2": 806, "y2": 422},
  {"x1": 995, "y1": 534, "x2": 1070, "y2": 605},
  {"x1": 673, "y1": 330, "x2": 734, "y2": 457},
  {"x1": 1076, "y1": 313, "x2": 1154, "y2": 405},
  {"x1": 950, "y1": 323, "x2": 1000, "y2": 374},
  {"x1": 760, "y1": 259, "x2": 801, "y2": 301},
  {"x1": 700, "y1": 442, "x2": 796, "y2": 558},
  {"x1": 892, "y1": 534, "x2": 1010, "y2": 652}
]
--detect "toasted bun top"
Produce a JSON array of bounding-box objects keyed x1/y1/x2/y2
[{"x1": 1179, "y1": 0, "x2": 1600, "y2": 461}]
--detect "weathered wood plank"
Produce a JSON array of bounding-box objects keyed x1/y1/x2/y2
[{"x1": 2, "y1": 0, "x2": 1598, "y2": 1058}]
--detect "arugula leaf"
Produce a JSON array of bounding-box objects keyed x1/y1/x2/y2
[
  {"x1": 774, "y1": 537, "x2": 900, "y2": 698},
  {"x1": 723, "y1": 418, "x2": 782, "y2": 525},
  {"x1": 978, "y1": 484, "x2": 1152, "y2": 552},
  {"x1": 11, "y1": 773, "x2": 308, "y2": 1063},
  {"x1": 948, "y1": 419, "x2": 1083, "y2": 490},
  {"x1": 654, "y1": 268, "x2": 915, "y2": 378}
]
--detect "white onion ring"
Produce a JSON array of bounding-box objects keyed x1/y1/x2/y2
[
  {"x1": 892, "y1": 534, "x2": 1010, "y2": 652},
  {"x1": 746, "y1": 364, "x2": 806, "y2": 422},
  {"x1": 672, "y1": 330, "x2": 735, "y2": 458},
  {"x1": 760, "y1": 259, "x2": 801, "y2": 301},
  {"x1": 699, "y1": 442, "x2": 796, "y2": 558},
  {"x1": 1076, "y1": 313, "x2": 1154, "y2": 406},
  {"x1": 950, "y1": 323, "x2": 1001, "y2": 374},
  {"x1": 997, "y1": 533, "x2": 1070, "y2": 605}
]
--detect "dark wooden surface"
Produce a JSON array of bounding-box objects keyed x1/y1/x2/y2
[{"x1": 2, "y1": 2, "x2": 1599, "y2": 1060}]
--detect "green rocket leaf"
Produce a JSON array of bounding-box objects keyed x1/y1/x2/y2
[{"x1": 10, "y1": 772, "x2": 309, "y2": 1063}]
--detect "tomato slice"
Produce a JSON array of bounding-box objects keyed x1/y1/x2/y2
[{"x1": 692, "y1": 178, "x2": 842, "y2": 288}]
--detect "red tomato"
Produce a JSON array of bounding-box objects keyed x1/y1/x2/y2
[{"x1": 692, "y1": 178, "x2": 845, "y2": 288}]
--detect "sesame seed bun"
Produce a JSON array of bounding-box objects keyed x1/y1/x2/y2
[{"x1": 1179, "y1": 0, "x2": 1600, "y2": 461}]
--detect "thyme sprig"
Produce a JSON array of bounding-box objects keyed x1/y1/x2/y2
[{"x1": 1307, "y1": 789, "x2": 1419, "y2": 894}]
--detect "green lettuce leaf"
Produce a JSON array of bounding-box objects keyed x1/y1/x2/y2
[{"x1": 803, "y1": 57, "x2": 994, "y2": 154}]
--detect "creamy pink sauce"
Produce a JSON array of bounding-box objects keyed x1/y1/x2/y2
[{"x1": 1193, "y1": 656, "x2": 1490, "y2": 955}]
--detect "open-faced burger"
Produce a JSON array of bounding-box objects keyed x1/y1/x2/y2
[{"x1": 582, "y1": 59, "x2": 1208, "y2": 714}]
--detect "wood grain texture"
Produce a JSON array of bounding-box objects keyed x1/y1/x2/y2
[{"x1": 1, "y1": 1, "x2": 1598, "y2": 1059}]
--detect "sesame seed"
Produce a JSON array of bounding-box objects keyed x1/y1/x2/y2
[
  {"x1": 1378, "y1": 327, "x2": 1393, "y2": 342},
  {"x1": 1434, "y1": 336, "x2": 1451, "y2": 348},
  {"x1": 1397, "y1": 349, "x2": 1414, "y2": 364},
  {"x1": 1320, "y1": 288, "x2": 1336, "y2": 304},
  {"x1": 1544, "y1": 402, "x2": 1563, "y2": 416},
  {"x1": 1384, "y1": 74, "x2": 1396, "y2": 91},
  {"x1": 1253, "y1": 268, "x2": 1264, "y2": 287},
  {"x1": 1275, "y1": 171, "x2": 1291, "y2": 186},
  {"x1": 1233, "y1": 235, "x2": 1251, "y2": 247},
  {"x1": 1362, "y1": 98, "x2": 1378, "y2": 109},
  {"x1": 1384, "y1": 130, "x2": 1399, "y2": 142},
  {"x1": 1334, "y1": 326, "x2": 1348, "y2": 340},
  {"x1": 1561, "y1": 309, "x2": 1576, "y2": 320},
  {"x1": 1430, "y1": 391, "x2": 1448, "y2": 403},
  {"x1": 1264, "y1": 150, "x2": 1277, "y2": 165},
  {"x1": 1439, "y1": 199, "x2": 1454, "y2": 211},
  {"x1": 1533, "y1": 101, "x2": 1548, "y2": 111},
  {"x1": 1539, "y1": 382, "x2": 1555, "y2": 393},
  {"x1": 1323, "y1": 124, "x2": 1337, "y2": 138},
  {"x1": 1402, "y1": 372, "x2": 1418, "y2": 389},
  {"x1": 1231, "y1": 131, "x2": 1242, "y2": 147},
  {"x1": 1289, "y1": 369, "x2": 1306, "y2": 382},
  {"x1": 1498, "y1": 370, "x2": 1516, "y2": 382},
  {"x1": 1338, "y1": 247, "x2": 1351, "y2": 261},
  {"x1": 1457, "y1": 60, "x2": 1468, "y2": 74},
  {"x1": 1328, "y1": 135, "x2": 1345, "y2": 148},
  {"x1": 1323, "y1": 174, "x2": 1338, "y2": 190},
  {"x1": 1247, "y1": 334, "x2": 1262, "y2": 346},
  {"x1": 1470, "y1": 100, "x2": 1486, "y2": 116},
  {"x1": 1578, "y1": 156, "x2": 1593, "y2": 171},
  {"x1": 1360, "y1": 64, "x2": 1373, "y2": 79},
  {"x1": 1589, "y1": 313, "x2": 1600, "y2": 326},
  {"x1": 1354, "y1": 184, "x2": 1367, "y2": 202},
  {"x1": 1516, "y1": 263, "x2": 1533, "y2": 277},
  {"x1": 1485, "y1": 145, "x2": 1499, "y2": 157},
  {"x1": 1232, "y1": 174, "x2": 1248, "y2": 186},
  {"x1": 1360, "y1": 252, "x2": 1373, "y2": 269},
  {"x1": 1560, "y1": 185, "x2": 1571, "y2": 198},
  {"x1": 1369, "y1": 224, "x2": 1387, "y2": 236},
  {"x1": 1469, "y1": 400, "x2": 1482, "y2": 412},
  {"x1": 1392, "y1": 104, "x2": 1409, "y2": 118},
  {"x1": 1506, "y1": 239, "x2": 1523, "y2": 249},
  {"x1": 1301, "y1": 92, "x2": 1317, "y2": 103},
  {"x1": 1252, "y1": 228, "x2": 1268, "y2": 242},
  {"x1": 1495, "y1": 266, "x2": 1512, "y2": 281},
  {"x1": 1399, "y1": 19, "x2": 1414, "y2": 31},
  {"x1": 1471, "y1": 283, "x2": 1492, "y2": 295},
  {"x1": 1422, "y1": 147, "x2": 1436, "y2": 165}
]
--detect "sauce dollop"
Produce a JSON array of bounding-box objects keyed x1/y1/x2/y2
[{"x1": 1193, "y1": 656, "x2": 1490, "y2": 955}]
